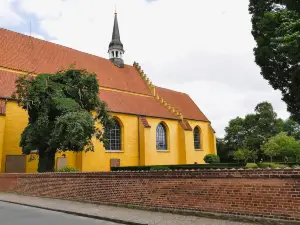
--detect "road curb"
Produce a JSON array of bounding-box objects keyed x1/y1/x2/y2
[{"x1": 0, "y1": 199, "x2": 147, "y2": 225}]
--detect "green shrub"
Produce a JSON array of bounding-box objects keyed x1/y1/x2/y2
[
  {"x1": 110, "y1": 163, "x2": 246, "y2": 171},
  {"x1": 257, "y1": 163, "x2": 270, "y2": 168},
  {"x1": 150, "y1": 166, "x2": 170, "y2": 171},
  {"x1": 204, "y1": 154, "x2": 220, "y2": 164},
  {"x1": 257, "y1": 162, "x2": 290, "y2": 169},
  {"x1": 269, "y1": 163, "x2": 289, "y2": 169},
  {"x1": 245, "y1": 163, "x2": 259, "y2": 168},
  {"x1": 277, "y1": 162, "x2": 300, "y2": 167},
  {"x1": 55, "y1": 166, "x2": 79, "y2": 172}
]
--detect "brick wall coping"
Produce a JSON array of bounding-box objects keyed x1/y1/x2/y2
[{"x1": 1, "y1": 168, "x2": 299, "y2": 179}]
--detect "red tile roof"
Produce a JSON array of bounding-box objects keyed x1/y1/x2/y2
[
  {"x1": 0, "y1": 28, "x2": 211, "y2": 123},
  {"x1": 139, "y1": 116, "x2": 151, "y2": 128},
  {"x1": 184, "y1": 120, "x2": 193, "y2": 131},
  {"x1": 100, "y1": 90, "x2": 177, "y2": 119},
  {"x1": 0, "y1": 28, "x2": 151, "y2": 95},
  {"x1": 0, "y1": 70, "x2": 18, "y2": 98},
  {"x1": 156, "y1": 87, "x2": 209, "y2": 122},
  {"x1": 179, "y1": 120, "x2": 193, "y2": 131},
  {"x1": 0, "y1": 71, "x2": 177, "y2": 119}
]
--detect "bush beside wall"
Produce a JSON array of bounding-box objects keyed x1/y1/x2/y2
[{"x1": 111, "y1": 163, "x2": 246, "y2": 171}]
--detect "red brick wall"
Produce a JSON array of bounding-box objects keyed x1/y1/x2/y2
[{"x1": 0, "y1": 169, "x2": 299, "y2": 221}]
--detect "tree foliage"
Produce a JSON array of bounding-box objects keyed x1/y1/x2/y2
[
  {"x1": 249, "y1": 0, "x2": 300, "y2": 123},
  {"x1": 283, "y1": 118, "x2": 300, "y2": 139},
  {"x1": 224, "y1": 102, "x2": 279, "y2": 155},
  {"x1": 220, "y1": 100, "x2": 300, "y2": 162},
  {"x1": 233, "y1": 148, "x2": 257, "y2": 163},
  {"x1": 216, "y1": 138, "x2": 234, "y2": 162},
  {"x1": 13, "y1": 69, "x2": 114, "y2": 172},
  {"x1": 262, "y1": 132, "x2": 300, "y2": 161}
]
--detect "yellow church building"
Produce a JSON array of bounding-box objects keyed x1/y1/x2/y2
[{"x1": 0, "y1": 12, "x2": 216, "y2": 173}]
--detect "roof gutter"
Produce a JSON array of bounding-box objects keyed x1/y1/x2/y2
[{"x1": 0, "y1": 96, "x2": 14, "y2": 100}]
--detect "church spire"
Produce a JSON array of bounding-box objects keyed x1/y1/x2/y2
[{"x1": 108, "y1": 9, "x2": 125, "y2": 68}]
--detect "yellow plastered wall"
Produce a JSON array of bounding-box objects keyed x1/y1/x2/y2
[
  {"x1": 1, "y1": 101, "x2": 217, "y2": 173},
  {"x1": 1, "y1": 101, "x2": 78, "y2": 173},
  {"x1": 1, "y1": 102, "x2": 28, "y2": 172},
  {"x1": 178, "y1": 124, "x2": 187, "y2": 164},
  {"x1": 0, "y1": 115, "x2": 6, "y2": 172},
  {"x1": 139, "y1": 119, "x2": 146, "y2": 166},
  {"x1": 82, "y1": 113, "x2": 139, "y2": 171},
  {"x1": 143, "y1": 118, "x2": 180, "y2": 165},
  {"x1": 185, "y1": 120, "x2": 217, "y2": 164},
  {"x1": 209, "y1": 129, "x2": 217, "y2": 155}
]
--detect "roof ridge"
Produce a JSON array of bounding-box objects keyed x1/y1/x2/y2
[
  {"x1": 133, "y1": 62, "x2": 183, "y2": 120},
  {"x1": 0, "y1": 28, "x2": 135, "y2": 69}
]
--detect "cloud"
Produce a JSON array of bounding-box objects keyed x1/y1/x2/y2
[
  {"x1": 0, "y1": 0, "x2": 23, "y2": 26},
  {"x1": 12, "y1": 0, "x2": 290, "y2": 136}
]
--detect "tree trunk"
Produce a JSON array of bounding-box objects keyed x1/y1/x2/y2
[
  {"x1": 38, "y1": 150, "x2": 56, "y2": 173},
  {"x1": 270, "y1": 156, "x2": 273, "y2": 162}
]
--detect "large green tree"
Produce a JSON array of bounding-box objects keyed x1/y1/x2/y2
[
  {"x1": 13, "y1": 69, "x2": 114, "y2": 172},
  {"x1": 249, "y1": 0, "x2": 300, "y2": 123},
  {"x1": 224, "y1": 102, "x2": 279, "y2": 155},
  {"x1": 233, "y1": 148, "x2": 258, "y2": 163},
  {"x1": 262, "y1": 132, "x2": 300, "y2": 161},
  {"x1": 216, "y1": 138, "x2": 234, "y2": 162},
  {"x1": 283, "y1": 118, "x2": 300, "y2": 139}
]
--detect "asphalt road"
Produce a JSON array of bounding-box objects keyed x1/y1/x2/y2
[{"x1": 0, "y1": 201, "x2": 121, "y2": 225}]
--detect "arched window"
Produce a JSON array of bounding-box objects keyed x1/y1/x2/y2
[
  {"x1": 156, "y1": 123, "x2": 167, "y2": 150},
  {"x1": 116, "y1": 51, "x2": 119, "y2": 58},
  {"x1": 107, "y1": 119, "x2": 121, "y2": 151},
  {"x1": 112, "y1": 51, "x2": 114, "y2": 58},
  {"x1": 194, "y1": 127, "x2": 201, "y2": 149}
]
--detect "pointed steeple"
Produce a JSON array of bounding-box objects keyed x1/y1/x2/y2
[{"x1": 108, "y1": 10, "x2": 125, "y2": 68}]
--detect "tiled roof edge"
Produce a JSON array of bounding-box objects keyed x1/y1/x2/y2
[
  {"x1": 0, "y1": 99, "x2": 6, "y2": 116},
  {"x1": 133, "y1": 61, "x2": 183, "y2": 120},
  {"x1": 139, "y1": 116, "x2": 151, "y2": 128},
  {"x1": 183, "y1": 119, "x2": 193, "y2": 131}
]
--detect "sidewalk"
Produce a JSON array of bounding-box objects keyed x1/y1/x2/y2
[{"x1": 0, "y1": 193, "x2": 272, "y2": 225}]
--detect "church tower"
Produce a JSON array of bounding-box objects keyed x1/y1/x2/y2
[{"x1": 108, "y1": 9, "x2": 125, "y2": 68}]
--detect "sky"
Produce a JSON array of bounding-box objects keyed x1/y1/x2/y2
[{"x1": 0, "y1": 0, "x2": 290, "y2": 137}]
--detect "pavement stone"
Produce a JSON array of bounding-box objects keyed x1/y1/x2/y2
[
  {"x1": 0, "y1": 201, "x2": 120, "y2": 225},
  {"x1": 0, "y1": 193, "x2": 261, "y2": 225}
]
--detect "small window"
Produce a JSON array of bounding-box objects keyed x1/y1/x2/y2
[
  {"x1": 156, "y1": 123, "x2": 167, "y2": 150},
  {"x1": 116, "y1": 51, "x2": 119, "y2": 58},
  {"x1": 112, "y1": 51, "x2": 114, "y2": 57},
  {"x1": 107, "y1": 119, "x2": 122, "y2": 151},
  {"x1": 194, "y1": 127, "x2": 201, "y2": 149}
]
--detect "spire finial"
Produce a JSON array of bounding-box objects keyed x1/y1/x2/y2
[{"x1": 108, "y1": 6, "x2": 124, "y2": 68}]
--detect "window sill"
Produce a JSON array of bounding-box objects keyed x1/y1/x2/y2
[
  {"x1": 195, "y1": 149, "x2": 203, "y2": 151},
  {"x1": 156, "y1": 150, "x2": 170, "y2": 153},
  {"x1": 105, "y1": 150, "x2": 124, "y2": 153}
]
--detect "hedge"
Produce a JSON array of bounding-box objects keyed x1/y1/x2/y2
[
  {"x1": 277, "y1": 162, "x2": 300, "y2": 167},
  {"x1": 111, "y1": 163, "x2": 247, "y2": 171}
]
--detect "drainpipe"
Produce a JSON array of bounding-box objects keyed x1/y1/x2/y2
[{"x1": 138, "y1": 115, "x2": 140, "y2": 166}]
